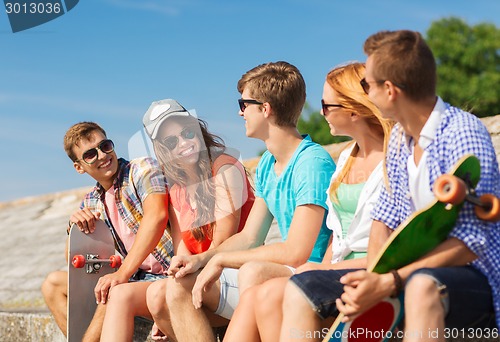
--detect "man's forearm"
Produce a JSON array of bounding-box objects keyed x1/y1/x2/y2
[
  {"x1": 213, "y1": 240, "x2": 306, "y2": 270},
  {"x1": 398, "y1": 237, "x2": 477, "y2": 281}
]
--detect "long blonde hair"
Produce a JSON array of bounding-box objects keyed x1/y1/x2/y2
[
  {"x1": 153, "y1": 116, "x2": 225, "y2": 241},
  {"x1": 327, "y1": 63, "x2": 394, "y2": 202}
]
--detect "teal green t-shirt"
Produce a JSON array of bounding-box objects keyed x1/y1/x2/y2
[
  {"x1": 331, "y1": 182, "x2": 367, "y2": 260},
  {"x1": 255, "y1": 135, "x2": 336, "y2": 262}
]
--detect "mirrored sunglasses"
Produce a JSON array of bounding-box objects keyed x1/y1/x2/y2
[
  {"x1": 161, "y1": 128, "x2": 196, "y2": 151},
  {"x1": 80, "y1": 139, "x2": 115, "y2": 164}
]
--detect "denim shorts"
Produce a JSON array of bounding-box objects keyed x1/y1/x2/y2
[
  {"x1": 129, "y1": 269, "x2": 167, "y2": 282},
  {"x1": 214, "y1": 267, "x2": 240, "y2": 319},
  {"x1": 292, "y1": 266, "x2": 495, "y2": 328},
  {"x1": 290, "y1": 269, "x2": 355, "y2": 319}
]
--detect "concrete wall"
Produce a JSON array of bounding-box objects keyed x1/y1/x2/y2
[{"x1": 0, "y1": 115, "x2": 499, "y2": 341}]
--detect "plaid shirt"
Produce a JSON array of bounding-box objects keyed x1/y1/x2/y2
[
  {"x1": 80, "y1": 157, "x2": 173, "y2": 270},
  {"x1": 372, "y1": 101, "x2": 500, "y2": 327}
]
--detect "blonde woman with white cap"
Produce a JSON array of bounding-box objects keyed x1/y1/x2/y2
[{"x1": 100, "y1": 99, "x2": 254, "y2": 341}]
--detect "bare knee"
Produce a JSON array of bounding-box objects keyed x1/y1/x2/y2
[
  {"x1": 107, "y1": 283, "x2": 135, "y2": 306},
  {"x1": 255, "y1": 279, "x2": 285, "y2": 317},
  {"x1": 238, "y1": 261, "x2": 269, "y2": 292},
  {"x1": 237, "y1": 284, "x2": 258, "y2": 310},
  {"x1": 42, "y1": 271, "x2": 67, "y2": 299},
  {"x1": 405, "y1": 274, "x2": 444, "y2": 313},
  {"x1": 146, "y1": 279, "x2": 167, "y2": 316},
  {"x1": 166, "y1": 276, "x2": 194, "y2": 306}
]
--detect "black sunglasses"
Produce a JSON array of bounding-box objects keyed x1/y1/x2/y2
[
  {"x1": 321, "y1": 99, "x2": 344, "y2": 115},
  {"x1": 238, "y1": 99, "x2": 263, "y2": 112},
  {"x1": 161, "y1": 128, "x2": 196, "y2": 151},
  {"x1": 79, "y1": 139, "x2": 115, "y2": 165},
  {"x1": 360, "y1": 78, "x2": 406, "y2": 95}
]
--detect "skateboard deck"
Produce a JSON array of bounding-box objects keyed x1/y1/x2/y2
[
  {"x1": 324, "y1": 154, "x2": 482, "y2": 342},
  {"x1": 67, "y1": 220, "x2": 120, "y2": 342}
]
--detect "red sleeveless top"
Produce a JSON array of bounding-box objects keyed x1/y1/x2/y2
[{"x1": 170, "y1": 154, "x2": 255, "y2": 254}]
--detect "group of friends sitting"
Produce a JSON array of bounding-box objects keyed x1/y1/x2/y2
[{"x1": 41, "y1": 29, "x2": 500, "y2": 342}]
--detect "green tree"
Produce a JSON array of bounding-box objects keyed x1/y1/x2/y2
[
  {"x1": 426, "y1": 17, "x2": 500, "y2": 117},
  {"x1": 298, "y1": 102, "x2": 350, "y2": 145}
]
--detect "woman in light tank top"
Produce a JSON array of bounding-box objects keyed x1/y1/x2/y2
[{"x1": 224, "y1": 62, "x2": 394, "y2": 342}]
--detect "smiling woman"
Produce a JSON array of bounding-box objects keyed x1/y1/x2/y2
[
  {"x1": 143, "y1": 99, "x2": 255, "y2": 253},
  {"x1": 98, "y1": 99, "x2": 255, "y2": 341}
]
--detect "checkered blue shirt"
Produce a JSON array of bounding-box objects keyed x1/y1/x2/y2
[{"x1": 372, "y1": 102, "x2": 500, "y2": 328}]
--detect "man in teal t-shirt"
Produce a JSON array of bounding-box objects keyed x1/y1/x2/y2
[
  {"x1": 256, "y1": 134, "x2": 334, "y2": 262},
  {"x1": 145, "y1": 61, "x2": 335, "y2": 342}
]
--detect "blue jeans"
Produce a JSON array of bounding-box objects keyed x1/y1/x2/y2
[
  {"x1": 290, "y1": 266, "x2": 495, "y2": 328},
  {"x1": 407, "y1": 266, "x2": 495, "y2": 328}
]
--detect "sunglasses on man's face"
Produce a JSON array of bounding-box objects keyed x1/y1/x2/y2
[
  {"x1": 360, "y1": 78, "x2": 380, "y2": 95},
  {"x1": 238, "y1": 99, "x2": 263, "y2": 112},
  {"x1": 79, "y1": 139, "x2": 115, "y2": 165},
  {"x1": 360, "y1": 78, "x2": 406, "y2": 95},
  {"x1": 161, "y1": 128, "x2": 196, "y2": 151}
]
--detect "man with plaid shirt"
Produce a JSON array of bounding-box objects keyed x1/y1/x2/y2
[
  {"x1": 41, "y1": 122, "x2": 173, "y2": 342},
  {"x1": 279, "y1": 30, "x2": 499, "y2": 342}
]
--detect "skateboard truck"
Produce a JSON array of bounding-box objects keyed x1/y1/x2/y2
[
  {"x1": 72, "y1": 254, "x2": 122, "y2": 274},
  {"x1": 434, "y1": 173, "x2": 500, "y2": 222}
]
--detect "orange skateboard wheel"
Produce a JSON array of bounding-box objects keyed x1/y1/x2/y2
[
  {"x1": 72, "y1": 254, "x2": 86, "y2": 268},
  {"x1": 434, "y1": 174, "x2": 467, "y2": 205},
  {"x1": 109, "y1": 255, "x2": 122, "y2": 268},
  {"x1": 475, "y1": 194, "x2": 500, "y2": 222}
]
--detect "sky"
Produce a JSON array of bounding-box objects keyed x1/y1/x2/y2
[{"x1": 1, "y1": 0, "x2": 499, "y2": 203}]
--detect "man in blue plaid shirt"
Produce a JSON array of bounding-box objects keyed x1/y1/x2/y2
[{"x1": 279, "y1": 30, "x2": 499, "y2": 341}]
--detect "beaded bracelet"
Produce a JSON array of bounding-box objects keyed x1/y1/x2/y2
[{"x1": 390, "y1": 269, "x2": 403, "y2": 298}]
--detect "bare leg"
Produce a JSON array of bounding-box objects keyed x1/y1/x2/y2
[
  {"x1": 41, "y1": 270, "x2": 68, "y2": 336},
  {"x1": 223, "y1": 286, "x2": 260, "y2": 342},
  {"x1": 404, "y1": 275, "x2": 445, "y2": 342},
  {"x1": 167, "y1": 272, "x2": 221, "y2": 342},
  {"x1": 280, "y1": 281, "x2": 323, "y2": 342},
  {"x1": 82, "y1": 303, "x2": 106, "y2": 342},
  {"x1": 147, "y1": 278, "x2": 176, "y2": 341},
  {"x1": 237, "y1": 261, "x2": 293, "y2": 294},
  {"x1": 100, "y1": 282, "x2": 153, "y2": 342},
  {"x1": 255, "y1": 277, "x2": 289, "y2": 342}
]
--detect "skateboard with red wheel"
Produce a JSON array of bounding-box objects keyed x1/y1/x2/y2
[
  {"x1": 67, "y1": 219, "x2": 122, "y2": 342},
  {"x1": 323, "y1": 154, "x2": 500, "y2": 342}
]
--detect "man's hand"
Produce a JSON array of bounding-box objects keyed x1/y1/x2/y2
[
  {"x1": 167, "y1": 254, "x2": 203, "y2": 278},
  {"x1": 69, "y1": 208, "x2": 101, "y2": 234},
  {"x1": 94, "y1": 271, "x2": 129, "y2": 304},
  {"x1": 191, "y1": 255, "x2": 224, "y2": 309},
  {"x1": 335, "y1": 270, "x2": 394, "y2": 322}
]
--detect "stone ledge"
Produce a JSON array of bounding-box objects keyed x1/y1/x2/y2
[
  {"x1": 0, "y1": 311, "x2": 229, "y2": 341},
  {"x1": 0, "y1": 311, "x2": 155, "y2": 342}
]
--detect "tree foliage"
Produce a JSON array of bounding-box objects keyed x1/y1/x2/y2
[{"x1": 426, "y1": 17, "x2": 500, "y2": 117}]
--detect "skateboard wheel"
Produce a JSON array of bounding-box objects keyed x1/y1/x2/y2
[
  {"x1": 434, "y1": 174, "x2": 467, "y2": 205},
  {"x1": 72, "y1": 254, "x2": 86, "y2": 268},
  {"x1": 475, "y1": 194, "x2": 500, "y2": 222},
  {"x1": 109, "y1": 255, "x2": 122, "y2": 268}
]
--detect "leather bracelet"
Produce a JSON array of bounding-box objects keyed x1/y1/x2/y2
[{"x1": 390, "y1": 269, "x2": 403, "y2": 298}]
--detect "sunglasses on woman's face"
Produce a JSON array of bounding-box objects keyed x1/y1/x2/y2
[
  {"x1": 321, "y1": 99, "x2": 344, "y2": 115},
  {"x1": 161, "y1": 128, "x2": 196, "y2": 151},
  {"x1": 79, "y1": 139, "x2": 115, "y2": 164}
]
